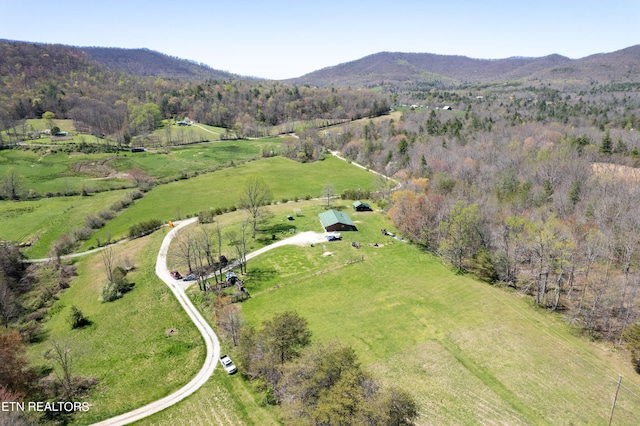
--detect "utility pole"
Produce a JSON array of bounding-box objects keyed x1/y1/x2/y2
[{"x1": 608, "y1": 375, "x2": 622, "y2": 426}]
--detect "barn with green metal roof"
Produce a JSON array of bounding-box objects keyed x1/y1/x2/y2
[
  {"x1": 318, "y1": 209, "x2": 358, "y2": 232},
  {"x1": 353, "y1": 200, "x2": 372, "y2": 211}
]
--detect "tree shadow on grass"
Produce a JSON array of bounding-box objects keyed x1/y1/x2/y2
[
  {"x1": 260, "y1": 223, "x2": 297, "y2": 236},
  {"x1": 244, "y1": 268, "x2": 278, "y2": 289}
]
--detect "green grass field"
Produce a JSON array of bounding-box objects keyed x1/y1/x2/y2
[
  {"x1": 1, "y1": 119, "x2": 225, "y2": 146},
  {"x1": 1, "y1": 150, "x2": 376, "y2": 258},
  {"x1": 0, "y1": 137, "x2": 282, "y2": 196},
  {"x1": 236, "y1": 214, "x2": 640, "y2": 425},
  {"x1": 0, "y1": 138, "x2": 280, "y2": 256},
  {"x1": 26, "y1": 232, "x2": 205, "y2": 425},
  {"x1": 172, "y1": 209, "x2": 640, "y2": 425},
  {"x1": 0, "y1": 190, "x2": 131, "y2": 258},
  {"x1": 0, "y1": 148, "x2": 133, "y2": 195},
  {"x1": 137, "y1": 367, "x2": 281, "y2": 426},
  {"x1": 87, "y1": 155, "x2": 379, "y2": 251},
  {"x1": 109, "y1": 138, "x2": 280, "y2": 180}
]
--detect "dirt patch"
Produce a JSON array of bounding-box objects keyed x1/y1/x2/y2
[
  {"x1": 592, "y1": 162, "x2": 640, "y2": 182},
  {"x1": 71, "y1": 157, "x2": 130, "y2": 179}
]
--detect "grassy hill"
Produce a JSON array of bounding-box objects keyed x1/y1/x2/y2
[
  {"x1": 26, "y1": 232, "x2": 205, "y2": 424},
  {"x1": 236, "y1": 207, "x2": 640, "y2": 424},
  {"x1": 0, "y1": 138, "x2": 278, "y2": 257},
  {"x1": 140, "y1": 201, "x2": 640, "y2": 425},
  {"x1": 17, "y1": 166, "x2": 376, "y2": 424}
]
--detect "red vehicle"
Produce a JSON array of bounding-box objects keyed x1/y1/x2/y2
[{"x1": 170, "y1": 270, "x2": 182, "y2": 280}]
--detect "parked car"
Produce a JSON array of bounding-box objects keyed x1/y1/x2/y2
[
  {"x1": 326, "y1": 232, "x2": 342, "y2": 241},
  {"x1": 183, "y1": 273, "x2": 197, "y2": 281},
  {"x1": 170, "y1": 270, "x2": 182, "y2": 280},
  {"x1": 219, "y1": 354, "x2": 237, "y2": 374}
]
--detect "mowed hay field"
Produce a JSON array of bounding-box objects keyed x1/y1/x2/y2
[
  {"x1": 236, "y1": 210, "x2": 640, "y2": 425},
  {"x1": 0, "y1": 190, "x2": 131, "y2": 258},
  {"x1": 144, "y1": 206, "x2": 640, "y2": 425}
]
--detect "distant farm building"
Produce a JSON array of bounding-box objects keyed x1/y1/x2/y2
[
  {"x1": 352, "y1": 201, "x2": 372, "y2": 212},
  {"x1": 319, "y1": 209, "x2": 357, "y2": 232},
  {"x1": 176, "y1": 117, "x2": 194, "y2": 126}
]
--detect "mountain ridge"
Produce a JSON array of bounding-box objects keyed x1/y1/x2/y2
[
  {"x1": 288, "y1": 46, "x2": 640, "y2": 88},
  {"x1": 2, "y1": 39, "x2": 640, "y2": 89}
]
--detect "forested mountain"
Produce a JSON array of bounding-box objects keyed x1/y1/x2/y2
[
  {"x1": 290, "y1": 46, "x2": 640, "y2": 89},
  {"x1": 82, "y1": 46, "x2": 242, "y2": 80},
  {"x1": 0, "y1": 40, "x2": 389, "y2": 140}
]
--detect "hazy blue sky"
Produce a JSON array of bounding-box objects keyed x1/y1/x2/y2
[{"x1": 1, "y1": 0, "x2": 638, "y2": 79}]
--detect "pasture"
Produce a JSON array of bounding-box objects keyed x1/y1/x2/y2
[
  {"x1": 0, "y1": 137, "x2": 281, "y2": 197},
  {"x1": 26, "y1": 232, "x2": 205, "y2": 425},
  {"x1": 154, "y1": 202, "x2": 640, "y2": 424},
  {"x1": 0, "y1": 190, "x2": 130, "y2": 258},
  {"x1": 0, "y1": 148, "x2": 133, "y2": 196},
  {"x1": 0, "y1": 138, "x2": 287, "y2": 256},
  {"x1": 9, "y1": 139, "x2": 640, "y2": 424},
  {"x1": 236, "y1": 211, "x2": 640, "y2": 425},
  {"x1": 86, "y1": 155, "x2": 379, "y2": 251}
]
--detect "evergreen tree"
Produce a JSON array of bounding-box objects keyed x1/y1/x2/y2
[{"x1": 599, "y1": 130, "x2": 612, "y2": 154}]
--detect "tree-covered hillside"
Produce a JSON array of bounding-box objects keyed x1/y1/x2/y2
[
  {"x1": 0, "y1": 41, "x2": 390, "y2": 142},
  {"x1": 325, "y1": 81, "x2": 640, "y2": 344}
]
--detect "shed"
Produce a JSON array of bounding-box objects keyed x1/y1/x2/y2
[
  {"x1": 353, "y1": 201, "x2": 372, "y2": 212},
  {"x1": 318, "y1": 209, "x2": 357, "y2": 232}
]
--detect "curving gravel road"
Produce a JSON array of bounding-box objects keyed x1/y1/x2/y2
[
  {"x1": 91, "y1": 217, "x2": 220, "y2": 426},
  {"x1": 92, "y1": 219, "x2": 326, "y2": 425}
]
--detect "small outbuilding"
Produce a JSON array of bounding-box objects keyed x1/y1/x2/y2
[
  {"x1": 353, "y1": 201, "x2": 372, "y2": 212},
  {"x1": 319, "y1": 209, "x2": 358, "y2": 232}
]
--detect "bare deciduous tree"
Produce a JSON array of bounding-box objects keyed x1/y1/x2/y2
[
  {"x1": 322, "y1": 183, "x2": 336, "y2": 207},
  {"x1": 0, "y1": 281, "x2": 19, "y2": 328},
  {"x1": 3, "y1": 169, "x2": 21, "y2": 200},
  {"x1": 44, "y1": 341, "x2": 75, "y2": 399},
  {"x1": 239, "y1": 175, "x2": 272, "y2": 238},
  {"x1": 100, "y1": 246, "x2": 115, "y2": 284},
  {"x1": 218, "y1": 304, "x2": 243, "y2": 346}
]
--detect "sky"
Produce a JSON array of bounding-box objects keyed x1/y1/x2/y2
[{"x1": 1, "y1": 0, "x2": 638, "y2": 80}]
